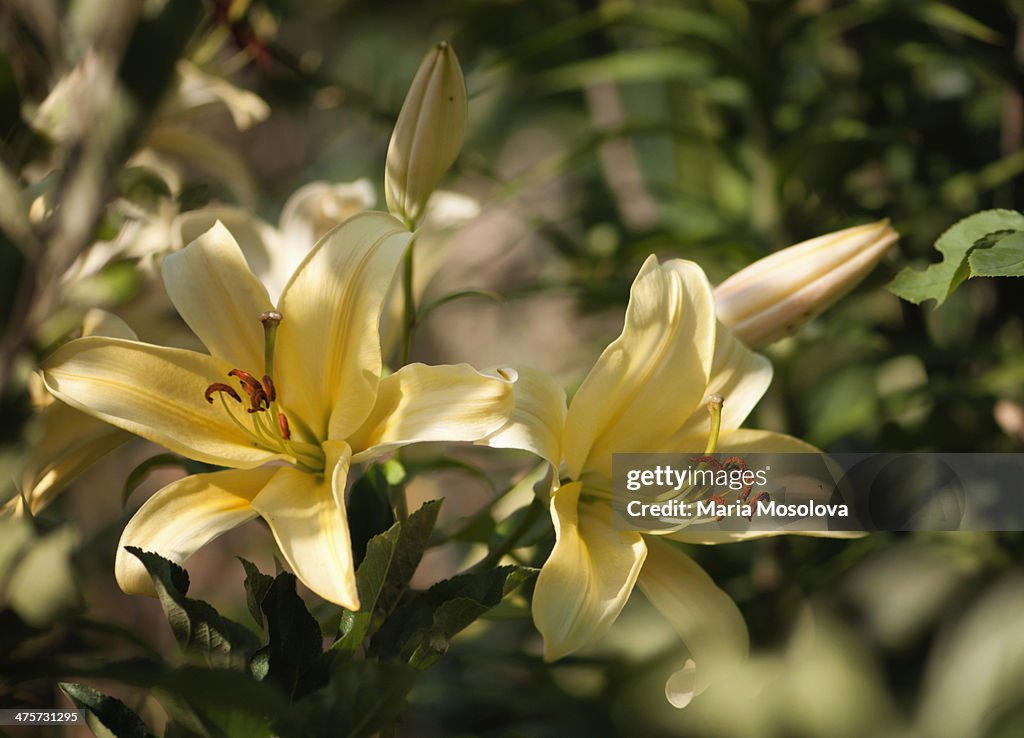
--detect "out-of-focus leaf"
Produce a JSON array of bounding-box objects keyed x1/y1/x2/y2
[
  {"x1": 59, "y1": 681, "x2": 156, "y2": 738},
  {"x1": 915, "y1": 3, "x2": 1002, "y2": 44},
  {"x1": 888, "y1": 210, "x2": 1024, "y2": 306},
  {"x1": 127, "y1": 547, "x2": 259, "y2": 670},
  {"x1": 274, "y1": 659, "x2": 417, "y2": 738},
  {"x1": 253, "y1": 572, "x2": 326, "y2": 700},
  {"x1": 537, "y1": 49, "x2": 711, "y2": 93},
  {"x1": 7, "y1": 525, "x2": 79, "y2": 626},
  {"x1": 154, "y1": 666, "x2": 283, "y2": 738},
  {"x1": 968, "y1": 231, "x2": 1024, "y2": 277},
  {"x1": 122, "y1": 453, "x2": 208, "y2": 506}
]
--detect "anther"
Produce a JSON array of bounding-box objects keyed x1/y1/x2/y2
[
  {"x1": 262, "y1": 375, "x2": 276, "y2": 402},
  {"x1": 205, "y1": 383, "x2": 241, "y2": 404},
  {"x1": 229, "y1": 368, "x2": 269, "y2": 411},
  {"x1": 277, "y1": 412, "x2": 291, "y2": 440}
]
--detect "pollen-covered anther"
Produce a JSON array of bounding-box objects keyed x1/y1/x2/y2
[
  {"x1": 205, "y1": 383, "x2": 241, "y2": 404},
  {"x1": 262, "y1": 375, "x2": 276, "y2": 402},
  {"x1": 229, "y1": 368, "x2": 269, "y2": 412},
  {"x1": 277, "y1": 412, "x2": 291, "y2": 440}
]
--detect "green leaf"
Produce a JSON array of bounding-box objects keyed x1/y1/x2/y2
[
  {"x1": 59, "y1": 681, "x2": 156, "y2": 738},
  {"x1": 256, "y1": 572, "x2": 327, "y2": 700},
  {"x1": 968, "y1": 230, "x2": 1024, "y2": 277},
  {"x1": 154, "y1": 666, "x2": 284, "y2": 738},
  {"x1": 239, "y1": 558, "x2": 274, "y2": 629},
  {"x1": 537, "y1": 48, "x2": 711, "y2": 93},
  {"x1": 345, "y1": 468, "x2": 395, "y2": 568},
  {"x1": 122, "y1": 454, "x2": 201, "y2": 507},
  {"x1": 335, "y1": 499, "x2": 442, "y2": 654},
  {"x1": 372, "y1": 566, "x2": 537, "y2": 670},
  {"x1": 333, "y1": 523, "x2": 399, "y2": 654},
  {"x1": 126, "y1": 547, "x2": 260, "y2": 670},
  {"x1": 274, "y1": 659, "x2": 417, "y2": 738},
  {"x1": 888, "y1": 210, "x2": 1024, "y2": 306}
]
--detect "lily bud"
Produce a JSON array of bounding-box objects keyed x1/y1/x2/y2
[
  {"x1": 714, "y1": 220, "x2": 898, "y2": 347},
  {"x1": 385, "y1": 42, "x2": 468, "y2": 229}
]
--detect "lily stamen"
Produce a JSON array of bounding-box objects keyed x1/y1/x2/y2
[
  {"x1": 262, "y1": 375, "x2": 276, "y2": 402},
  {"x1": 277, "y1": 412, "x2": 291, "y2": 440},
  {"x1": 204, "y1": 383, "x2": 242, "y2": 404}
]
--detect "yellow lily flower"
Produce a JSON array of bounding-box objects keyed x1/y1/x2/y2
[
  {"x1": 42, "y1": 213, "x2": 514, "y2": 609},
  {"x1": 2, "y1": 310, "x2": 136, "y2": 519},
  {"x1": 485, "y1": 255, "x2": 826, "y2": 708}
]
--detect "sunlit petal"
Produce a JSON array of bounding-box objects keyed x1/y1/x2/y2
[
  {"x1": 477, "y1": 365, "x2": 567, "y2": 468},
  {"x1": 16, "y1": 401, "x2": 129, "y2": 516},
  {"x1": 275, "y1": 212, "x2": 411, "y2": 441},
  {"x1": 636, "y1": 538, "x2": 749, "y2": 708},
  {"x1": 115, "y1": 467, "x2": 275, "y2": 596},
  {"x1": 43, "y1": 337, "x2": 283, "y2": 467},
  {"x1": 564, "y1": 257, "x2": 715, "y2": 480},
  {"x1": 348, "y1": 363, "x2": 513, "y2": 463},
  {"x1": 533, "y1": 482, "x2": 647, "y2": 660},
  {"x1": 250, "y1": 441, "x2": 359, "y2": 609},
  {"x1": 163, "y1": 221, "x2": 274, "y2": 372},
  {"x1": 671, "y1": 322, "x2": 772, "y2": 441}
]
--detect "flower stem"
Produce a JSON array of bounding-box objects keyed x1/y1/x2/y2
[
  {"x1": 471, "y1": 496, "x2": 545, "y2": 572},
  {"x1": 400, "y1": 238, "x2": 417, "y2": 365}
]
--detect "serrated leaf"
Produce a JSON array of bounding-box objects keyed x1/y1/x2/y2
[
  {"x1": 127, "y1": 547, "x2": 259, "y2": 670},
  {"x1": 968, "y1": 230, "x2": 1024, "y2": 277},
  {"x1": 888, "y1": 210, "x2": 1024, "y2": 306},
  {"x1": 59, "y1": 682, "x2": 156, "y2": 738},
  {"x1": 376, "y1": 499, "x2": 442, "y2": 616},
  {"x1": 372, "y1": 565, "x2": 537, "y2": 669},
  {"x1": 239, "y1": 558, "x2": 274, "y2": 629},
  {"x1": 333, "y1": 524, "x2": 399, "y2": 654},
  {"x1": 257, "y1": 572, "x2": 327, "y2": 700},
  {"x1": 335, "y1": 499, "x2": 442, "y2": 654}
]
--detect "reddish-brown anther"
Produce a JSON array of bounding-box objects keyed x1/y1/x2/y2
[
  {"x1": 262, "y1": 375, "x2": 276, "y2": 402},
  {"x1": 230, "y1": 368, "x2": 269, "y2": 411},
  {"x1": 277, "y1": 412, "x2": 291, "y2": 440},
  {"x1": 205, "y1": 383, "x2": 242, "y2": 404}
]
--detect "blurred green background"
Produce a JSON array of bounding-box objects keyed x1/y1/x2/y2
[{"x1": 3, "y1": 0, "x2": 1024, "y2": 736}]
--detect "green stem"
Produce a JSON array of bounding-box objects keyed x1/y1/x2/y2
[
  {"x1": 400, "y1": 239, "x2": 417, "y2": 365},
  {"x1": 389, "y1": 480, "x2": 409, "y2": 523},
  {"x1": 471, "y1": 497, "x2": 546, "y2": 572}
]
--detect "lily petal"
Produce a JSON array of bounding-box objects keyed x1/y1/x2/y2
[
  {"x1": 564, "y1": 257, "x2": 715, "y2": 479},
  {"x1": 173, "y1": 207, "x2": 283, "y2": 297},
  {"x1": 250, "y1": 440, "x2": 359, "y2": 609},
  {"x1": 668, "y1": 322, "x2": 772, "y2": 443},
  {"x1": 477, "y1": 366, "x2": 567, "y2": 469},
  {"x1": 15, "y1": 401, "x2": 129, "y2": 516},
  {"x1": 163, "y1": 221, "x2": 274, "y2": 372},
  {"x1": 42, "y1": 337, "x2": 283, "y2": 467},
  {"x1": 533, "y1": 482, "x2": 647, "y2": 660},
  {"x1": 666, "y1": 429, "x2": 860, "y2": 544},
  {"x1": 275, "y1": 212, "x2": 411, "y2": 441},
  {"x1": 348, "y1": 363, "x2": 514, "y2": 463},
  {"x1": 115, "y1": 467, "x2": 275, "y2": 596},
  {"x1": 636, "y1": 538, "x2": 749, "y2": 708}
]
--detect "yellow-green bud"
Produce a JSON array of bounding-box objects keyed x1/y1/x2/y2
[
  {"x1": 385, "y1": 42, "x2": 468, "y2": 229},
  {"x1": 715, "y1": 219, "x2": 899, "y2": 347}
]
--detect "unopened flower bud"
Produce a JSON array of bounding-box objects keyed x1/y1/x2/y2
[
  {"x1": 715, "y1": 220, "x2": 898, "y2": 347},
  {"x1": 385, "y1": 42, "x2": 467, "y2": 229}
]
